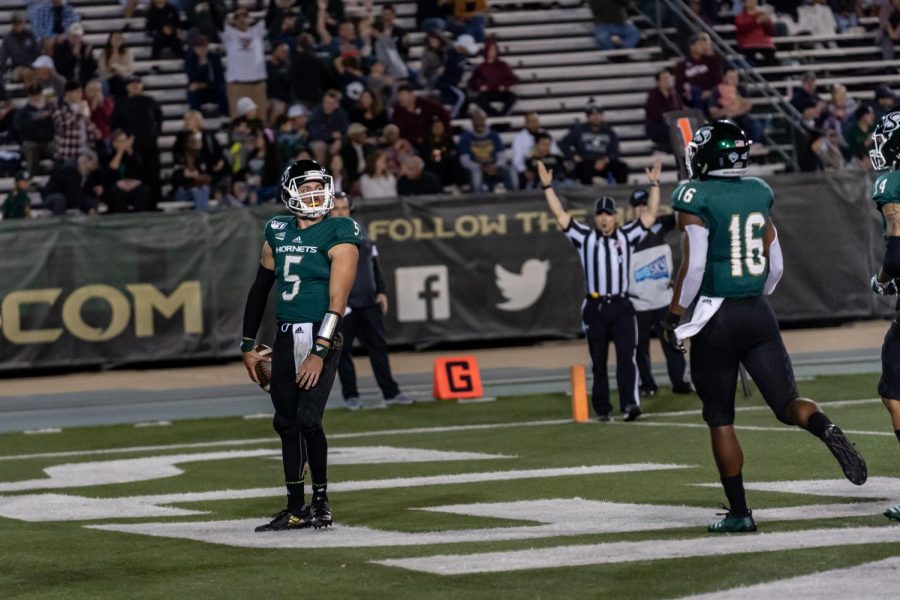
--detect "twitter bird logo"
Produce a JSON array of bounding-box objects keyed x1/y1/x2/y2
[{"x1": 495, "y1": 259, "x2": 550, "y2": 311}]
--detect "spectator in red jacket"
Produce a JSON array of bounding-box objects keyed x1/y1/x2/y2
[
  {"x1": 644, "y1": 67, "x2": 683, "y2": 153},
  {"x1": 735, "y1": 0, "x2": 777, "y2": 66},
  {"x1": 390, "y1": 84, "x2": 451, "y2": 148},
  {"x1": 468, "y1": 38, "x2": 518, "y2": 116}
]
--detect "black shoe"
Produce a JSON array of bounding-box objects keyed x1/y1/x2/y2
[
  {"x1": 254, "y1": 506, "x2": 310, "y2": 532},
  {"x1": 623, "y1": 405, "x2": 642, "y2": 422},
  {"x1": 672, "y1": 384, "x2": 694, "y2": 394},
  {"x1": 639, "y1": 386, "x2": 657, "y2": 397},
  {"x1": 309, "y1": 494, "x2": 333, "y2": 529},
  {"x1": 595, "y1": 414, "x2": 611, "y2": 422},
  {"x1": 823, "y1": 425, "x2": 867, "y2": 485}
]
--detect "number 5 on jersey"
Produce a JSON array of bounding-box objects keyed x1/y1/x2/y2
[
  {"x1": 283, "y1": 255, "x2": 302, "y2": 300},
  {"x1": 728, "y1": 213, "x2": 766, "y2": 277}
]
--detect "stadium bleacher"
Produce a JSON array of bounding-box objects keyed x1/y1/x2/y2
[{"x1": 0, "y1": 0, "x2": 896, "y2": 210}]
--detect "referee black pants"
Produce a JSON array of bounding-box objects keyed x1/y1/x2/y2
[
  {"x1": 583, "y1": 297, "x2": 640, "y2": 417},
  {"x1": 337, "y1": 305, "x2": 401, "y2": 400},
  {"x1": 636, "y1": 306, "x2": 690, "y2": 393}
]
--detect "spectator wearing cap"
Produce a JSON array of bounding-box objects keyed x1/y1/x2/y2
[
  {"x1": 52, "y1": 23, "x2": 96, "y2": 87},
  {"x1": 2, "y1": 171, "x2": 33, "y2": 220},
  {"x1": 359, "y1": 149, "x2": 398, "y2": 199},
  {"x1": 458, "y1": 108, "x2": 517, "y2": 192},
  {"x1": 31, "y1": 0, "x2": 80, "y2": 42},
  {"x1": 31, "y1": 55, "x2": 66, "y2": 100},
  {"x1": 436, "y1": 34, "x2": 476, "y2": 118},
  {"x1": 111, "y1": 75, "x2": 164, "y2": 208},
  {"x1": 880, "y1": 0, "x2": 900, "y2": 61},
  {"x1": 626, "y1": 189, "x2": 692, "y2": 397},
  {"x1": 709, "y1": 66, "x2": 764, "y2": 143},
  {"x1": 97, "y1": 30, "x2": 134, "y2": 98},
  {"x1": 185, "y1": 34, "x2": 228, "y2": 115},
  {"x1": 844, "y1": 104, "x2": 876, "y2": 167},
  {"x1": 277, "y1": 104, "x2": 310, "y2": 160},
  {"x1": 537, "y1": 158, "x2": 663, "y2": 421},
  {"x1": 873, "y1": 84, "x2": 896, "y2": 122},
  {"x1": 588, "y1": 0, "x2": 640, "y2": 51},
  {"x1": 561, "y1": 102, "x2": 629, "y2": 185},
  {"x1": 419, "y1": 117, "x2": 459, "y2": 189},
  {"x1": 15, "y1": 83, "x2": 56, "y2": 174},
  {"x1": 0, "y1": 13, "x2": 39, "y2": 82},
  {"x1": 469, "y1": 39, "x2": 518, "y2": 117},
  {"x1": 53, "y1": 79, "x2": 96, "y2": 162},
  {"x1": 790, "y1": 71, "x2": 828, "y2": 126},
  {"x1": 341, "y1": 122, "x2": 375, "y2": 186},
  {"x1": 42, "y1": 150, "x2": 103, "y2": 215},
  {"x1": 735, "y1": 0, "x2": 777, "y2": 66},
  {"x1": 522, "y1": 132, "x2": 567, "y2": 189},
  {"x1": 227, "y1": 98, "x2": 263, "y2": 175},
  {"x1": 391, "y1": 84, "x2": 451, "y2": 148},
  {"x1": 146, "y1": 0, "x2": 184, "y2": 60},
  {"x1": 398, "y1": 155, "x2": 441, "y2": 196},
  {"x1": 644, "y1": 67, "x2": 683, "y2": 154},
  {"x1": 674, "y1": 32, "x2": 720, "y2": 110},
  {"x1": 512, "y1": 112, "x2": 562, "y2": 183},
  {"x1": 220, "y1": 7, "x2": 268, "y2": 119}
]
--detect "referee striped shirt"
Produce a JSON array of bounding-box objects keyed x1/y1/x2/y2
[{"x1": 564, "y1": 219, "x2": 648, "y2": 296}]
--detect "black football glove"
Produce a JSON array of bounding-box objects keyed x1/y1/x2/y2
[
  {"x1": 871, "y1": 274, "x2": 899, "y2": 296},
  {"x1": 660, "y1": 311, "x2": 686, "y2": 354}
]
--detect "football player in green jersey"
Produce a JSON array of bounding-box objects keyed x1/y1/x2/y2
[
  {"x1": 868, "y1": 111, "x2": 900, "y2": 522},
  {"x1": 241, "y1": 159, "x2": 363, "y2": 531},
  {"x1": 664, "y1": 120, "x2": 867, "y2": 533}
]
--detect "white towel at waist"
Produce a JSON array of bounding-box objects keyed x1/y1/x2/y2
[{"x1": 675, "y1": 296, "x2": 724, "y2": 340}]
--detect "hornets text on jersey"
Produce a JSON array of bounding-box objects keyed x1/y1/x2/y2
[
  {"x1": 264, "y1": 214, "x2": 364, "y2": 323},
  {"x1": 671, "y1": 176, "x2": 773, "y2": 299}
]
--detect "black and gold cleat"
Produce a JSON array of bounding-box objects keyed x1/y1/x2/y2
[
  {"x1": 254, "y1": 507, "x2": 310, "y2": 532},
  {"x1": 309, "y1": 494, "x2": 333, "y2": 529}
]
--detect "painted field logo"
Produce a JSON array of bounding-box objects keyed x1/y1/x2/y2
[{"x1": 1, "y1": 281, "x2": 203, "y2": 344}]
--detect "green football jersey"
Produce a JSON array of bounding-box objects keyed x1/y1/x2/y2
[
  {"x1": 873, "y1": 171, "x2": 900, "y2": 234},
  {"x1": 263, "y1": 214, "x2": 363, "y2": 323},
  {"x1": 672, "y1": 177, "x2": 773, "y2": 299}
]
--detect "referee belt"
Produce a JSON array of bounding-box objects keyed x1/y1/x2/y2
[{"x1": 585, "y1": 292, "x2": 630, "y2": 303}]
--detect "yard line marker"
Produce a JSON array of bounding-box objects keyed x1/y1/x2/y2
[
  {"x1": 23, "y1": 428, "x2": 62, "y2": 435},
  {"x1": 609, "y1": 421, "x2": 895, "y2": 437},
  {"x1": 646, "y1": 398, "x2": 882, "y2": 419},
  {"x1": 134, "y1": 421, "x2": 171, "y2": 428},
  {"x1": 372, "y1": 526, "x2": 900, "y2": 575},
  {"x1": 0, "y1": 419, "x2": 571, "y2": 462}
]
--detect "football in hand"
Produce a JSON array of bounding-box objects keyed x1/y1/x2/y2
[{"x1": 254, "y1": 344, "x2": 273, "y2": 392}]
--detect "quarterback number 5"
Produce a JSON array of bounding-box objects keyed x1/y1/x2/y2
[
  {"x1": 728, "y1": 213, "x2": 766, "y2": 277},
  {"x1": 282, "y1": 256, "x2": 303, "y2": 301}
]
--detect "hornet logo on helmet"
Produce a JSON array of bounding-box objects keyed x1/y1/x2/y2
[
  {"x1": 884, "y1": 112, "x2": 900, "y2": 133},
  {"x1": 693, "y1": 126, "x2": 713, "y2": 146}
]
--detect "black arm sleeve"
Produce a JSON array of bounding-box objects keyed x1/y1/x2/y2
[
  {"x1": 372, "y1": 256, "x2": 387, "y2": 295},
  {"x1": 884, "y1": 236, "x2": 900, "y2": 279},
  {"x1": 242, "y1": 264, "x2": 276, "y2": 339}
]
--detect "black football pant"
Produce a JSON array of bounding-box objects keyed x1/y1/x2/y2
[
  {"x1": 270, "y1": 322, "x2": 341, "y2": 487},
  {"x1": 583, "y1": 297, "x2": 640, "y2": 416},
  {"x1": 337, "y1": 305, "x2": 400, "y2": 400},
  {"x1": 636, "y1": 306, "x2": 690, "y2": 393},
  {"x1": 690, "y1": 296, "x2": 798, "y2": 427}
]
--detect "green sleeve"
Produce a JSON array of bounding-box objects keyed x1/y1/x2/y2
[
  {"x1": 874, "y1": 172, "x2": 900, "y2": 207},
  {"x1": 324, "y1": 216, "x2": 364, "y2": 251}
]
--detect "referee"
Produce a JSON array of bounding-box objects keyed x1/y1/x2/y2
[{"x1": 537, "y1": 159, "x2": 661, "y2": 421}]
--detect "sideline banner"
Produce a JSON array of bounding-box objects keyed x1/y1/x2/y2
[{"x1": 0, "y1": 172, "x2": 891, "y2": 371}]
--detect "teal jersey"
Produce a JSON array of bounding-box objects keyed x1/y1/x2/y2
[
  {"x1": 873, "y1": 171, "x2": 900, "y2": 236},
  {"x1": 672, "y1": 177, "x2": 773, "y2": 299},
  {"x1": 264, "y1": 214, "x2": 363, "y2": 323}
]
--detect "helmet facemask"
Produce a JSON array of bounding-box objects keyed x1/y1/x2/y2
[
  {"x1": 282, "y1": 172, "x2": 334, "y2": 218},
  {"x1": 870, "y1": 130, "x2": 889, "y2": 171}
]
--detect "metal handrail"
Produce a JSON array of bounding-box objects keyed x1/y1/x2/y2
[{"x1": 639, "y1": 0, "x2": 807, "y2": 171}]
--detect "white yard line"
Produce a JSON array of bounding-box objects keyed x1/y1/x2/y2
[
  {"x1": 0, "y1": 419, "x2": 571, "y2": 462},
  {"x1": 608, "y1": 421, "x2": 896, "y2": 437},
  {"x1": 646, "y1": 398, "x2": 882, "y2": 419}
]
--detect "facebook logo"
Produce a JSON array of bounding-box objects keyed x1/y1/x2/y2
[{"x1": 395, "y1": 266, "x2": 450, "y2": 322}]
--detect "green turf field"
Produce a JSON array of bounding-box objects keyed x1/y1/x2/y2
[{"x1": 2, "y1": 373, "x2": 900, "y2": 599}]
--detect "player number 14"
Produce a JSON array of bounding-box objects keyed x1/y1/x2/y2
[{"x1": 728, "y1": 213, "x2": 766, "y2": 277}]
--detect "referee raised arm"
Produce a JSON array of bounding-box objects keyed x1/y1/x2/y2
[{"x1": 538, "y1": 159, "x2": 662, "y2": 421}]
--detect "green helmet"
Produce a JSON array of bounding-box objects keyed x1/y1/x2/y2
[
  {"x1": 685, "y1": 119, "x2": 751, "y2": 179},
  {"x1": 869, "y1": 107, "x2": 900, "y2": 170}
]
